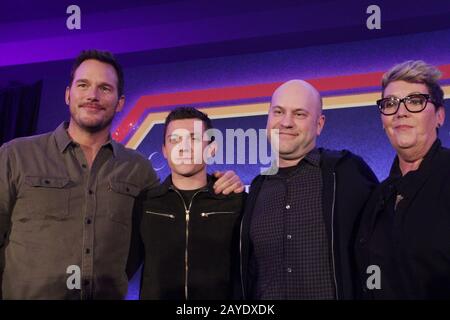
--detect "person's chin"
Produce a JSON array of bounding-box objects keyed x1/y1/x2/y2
[
  {"x1": 394, "y1": 137, "x2": 417, "y2": 150},
  {"x1": 79, "y1": 121, "x2": 107, "y2": 133},
  {"x1": 78, "y1": 115, "x2": 112, "y2": 131},
  {"x1": 278, "y1": 143, "x2": 299, "y2": 155},
  {"x1": 172, "y1": 164, "x2": 201, "y2": 177}
]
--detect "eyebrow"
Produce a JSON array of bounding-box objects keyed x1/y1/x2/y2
[
  {"x1": 384, "y1": 91, "x2": 426, "y2": 98},
  {"x1": 167, "y1": 132, "x2": 200, "y2": 138},
  {"x1": 75, "y1": 79, "x2": 115, "y2": 88},
  {"x1": 271, "y1": 105, "x2": 309, "y2": 112}
]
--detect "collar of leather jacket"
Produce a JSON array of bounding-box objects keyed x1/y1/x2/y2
[{"x1": 146, "y1": 173, "x2": 230, "y2": 200}]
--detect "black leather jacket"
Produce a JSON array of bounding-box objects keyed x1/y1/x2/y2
[{"x1": 135, "y1": 175, "x2": 244, "y2": 300}]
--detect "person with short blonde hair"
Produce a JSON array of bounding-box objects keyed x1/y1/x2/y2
[
  {"x1": 381, "y1": 60, "x2": 444, "y2": 109},
  {"x1": 356, "y1": 60, "x2": 450, "y2": 299}
]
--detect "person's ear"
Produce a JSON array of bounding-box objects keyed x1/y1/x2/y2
[
  {"x1": 162, "y1": 143, "x2": 168, "y2": 160},
  {"x1": 205, "y1": 141, "x2": 217, "y2": 162},
  {"x1": 436, "y1": 106, "x2": 445, "y2": 128},
  {"x1": 116, "y1": 95, "x2": 125, "y2": 113},
  {"x1": 65, "y1": 86, "x2": 70, "y2": 105},
  {"x1": 316, "y1": 114, "x2": 326, "y2": 136}
]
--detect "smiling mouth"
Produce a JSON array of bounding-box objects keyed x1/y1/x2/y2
[
  {"x1": 174, "y1": 159, "x2": 196, "y2": 164},
  {"x1": 279, "y1": 132, "x2": 298, "y2": 137},
  {"x1": 394, "y1": 125, "x2": 413, "y2": 130},
  {"x1": 81, "y1": 103, "x2": 103, "y2": 110}
]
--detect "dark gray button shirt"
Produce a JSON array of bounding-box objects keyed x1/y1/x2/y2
[
  {"x1": 249, "y1": 149, "x2": 336, "y2": 299},
  {"x1": 0, "y1": 122, "x2": 159, "y2": 299}
]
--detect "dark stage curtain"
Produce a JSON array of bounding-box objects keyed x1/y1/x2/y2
[{"x1": 0, "y1": 81, "x2": 42, "y2": 146}]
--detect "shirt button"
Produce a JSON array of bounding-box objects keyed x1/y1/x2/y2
[
  {"x1": 88, "y1": 190, "x2": 94, "y2": 195},
  {"x1": 44, "y1": 180, "x2": 50, "y2": 184},
  {"x1": 84, "y1": 280, "x2": 90, "y2": 286},
  {"x1": 86, "y1": 218, "x2": 92, "y2": 225},
  {"x1": 359, "y1": 237, "x2": 366, "y2": 245},
  {"x1": 287, "y1": 234, "x2": 292, "y2": 240},
  {"x1": 81, "y1": 164, "x2": 87, "y2": 169},
  {"x1": 85, "y1": 248, "x2": 90, "y2": 254},
  {"x1": 287, "y1": 267, "x2": 292, "y2": 273},
  {"x1": 285, "y1": 204, "x2": 291, "y2": 210}
]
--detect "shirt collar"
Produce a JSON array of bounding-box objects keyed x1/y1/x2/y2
[
  {"x1": 266, "y1": 148, "x2": 321, "y2": 179},
  {"x1": 54, "y1": 121, "x2": 117, "y2": 157},
  {"x1": 54, "y1": 122, "x2": 73, "y2": 153},
  {"x1": 389, "y1": 139, "x2": 441, "y2": 179},
  {"x1": 161, "y1": 174, "x2": 224, "y2": 199},
  {"x1": 302, "y1": 148, "x2": 321, "y2": 168}
]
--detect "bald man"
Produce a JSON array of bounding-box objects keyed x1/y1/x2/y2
[{"x1": 239, "y1": 80, "x2": 378, "y2": 300}]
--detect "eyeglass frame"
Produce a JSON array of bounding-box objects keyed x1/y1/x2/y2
[{"x1": 376, "y1": 93, "x2": 435, "y2": 116}]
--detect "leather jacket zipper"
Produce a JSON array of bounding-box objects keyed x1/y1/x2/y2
[
  {"x1": 200, "y1": 211, "x2": 235, "y2": 217},
  {"x1": 145, "y1": 211, "x2": 175, "y2": 219},
  {"x1": 172, "y1": 187, "x2": 205, "y2": 300}
]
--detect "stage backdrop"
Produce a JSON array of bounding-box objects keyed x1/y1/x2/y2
[
  {"x1": 110, "y1": 29, "x2": 450, "y2": 299},
  {"x1": 109, "y1": 29, "x2": 450, "y2": 186},
  {"x1": 0, "y1": 0, "x2": 449, "y2": 301}
]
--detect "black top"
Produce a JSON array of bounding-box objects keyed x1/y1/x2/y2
[
  {"x1": 249, "y1": 149, "x2": 335, "y2": 299},
  {"x1": 356, "y1": 139, "x2": 450, "y2": 299},
  {"x1": 177, "y1": 187, "x2": 205, "y2": 206},
  {"x1": 134, "y1": 175, "x2": 245, "y2": 300},
  {"x1": 276, "y1": 165, "x2": 299, "y2": 176},
  {"x1": 240, "y1": 148, "x2": 378, "y2": 300}
]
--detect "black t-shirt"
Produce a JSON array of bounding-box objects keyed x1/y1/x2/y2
[{"x1": 176, "y1": 187, "x2": 205, "y2": 207}]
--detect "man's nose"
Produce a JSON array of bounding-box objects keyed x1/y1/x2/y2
[
  {"x1": 86, "y1": 86, "x2": 100, "y2": 101},
  {"x1": 280, "y1": 113, "x2": 294, "y2": 127},
  {"x1": 179, "y1": 137, "x2": 191, "y2": 152}
]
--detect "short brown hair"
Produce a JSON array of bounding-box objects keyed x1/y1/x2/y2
[
  {"x1": 163, "y1": 107, "x2": 214, "y2": 145},
  {"x1": 69, "y1": 49, "x2": 124, "y2": 97}
]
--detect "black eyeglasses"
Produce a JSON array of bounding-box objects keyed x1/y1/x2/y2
[{"x1": 376, "y1": 93, "x2": 434, "y2": 115}]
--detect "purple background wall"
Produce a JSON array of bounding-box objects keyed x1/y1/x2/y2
[
  {"x1": 21, "y1": 28, "x2": 450, "y2": 184},
  {"x1": 1, "y1": 0, "x2": 449, "y2": 299}
]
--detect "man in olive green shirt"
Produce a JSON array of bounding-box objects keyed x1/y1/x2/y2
[{"x1": 0, "y1": 49, "x2": 243, "y2": 299}]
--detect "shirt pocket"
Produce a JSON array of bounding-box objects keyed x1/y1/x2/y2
[
  {"x1": 198, "y1": 210, "x2": 239, "y2": 243},
  {"x1": 21, "y1": 176, "x2": 71, "y2": 219},
  {"x1": 141, "y1": 208, "x2": 178, "y2": 246},
  {"x1": 108, "y1": 180, "x2": 140, "y2": 226}
]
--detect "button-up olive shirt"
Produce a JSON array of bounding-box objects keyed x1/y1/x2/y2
[{"x1": 0, "y1": 122, "x2": 159, "y2": 299}]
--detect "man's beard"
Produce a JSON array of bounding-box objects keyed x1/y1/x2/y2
[
  {"x1": 80, "y1": 119, "x2": 113, "y2": 133},
  {"x1": 72, "y1": 108, "x2": 115, "y2": 134}
]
